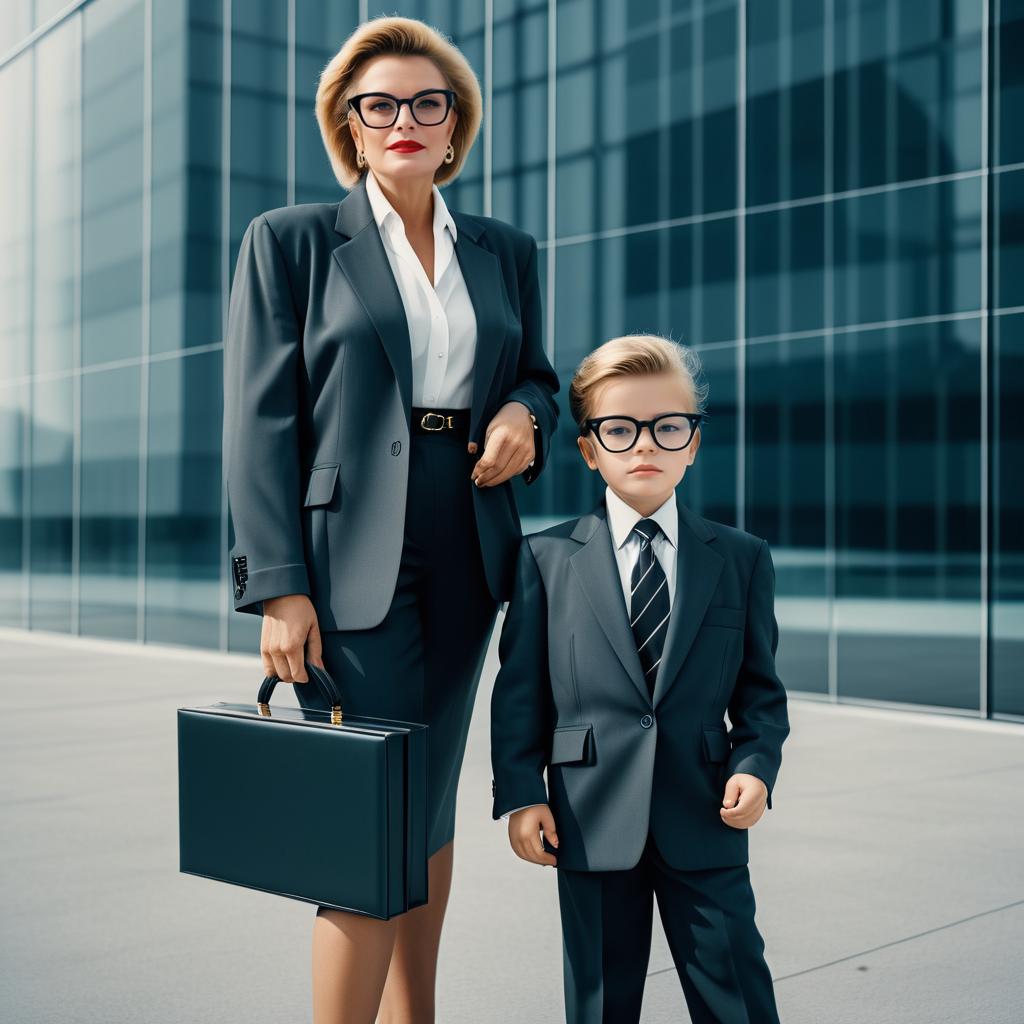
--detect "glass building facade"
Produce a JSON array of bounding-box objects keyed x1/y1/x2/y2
[{"x1": 1, "y1": 1, "x2": 1021, "y2": 719}]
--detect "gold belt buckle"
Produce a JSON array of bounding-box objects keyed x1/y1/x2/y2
[{"x1": 420, "y1": 412, "x2": 450, "y2": 431}]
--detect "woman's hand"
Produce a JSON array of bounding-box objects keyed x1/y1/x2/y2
[
  {"x1": 468, "y1": 400, "x2": 536, "y2": 487},
  {"x1": 261, "y1": 594, "x2": 323, "y2": 683}
]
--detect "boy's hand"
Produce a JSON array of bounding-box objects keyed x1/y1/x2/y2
[
  {"x1": 508, "y1": 804, "x2": 559, "y2": 866},
  {"x1": 720, "y1": 773, "x2": 768, "y2": 829}
]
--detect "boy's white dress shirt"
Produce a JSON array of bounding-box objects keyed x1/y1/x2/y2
[{"x1": 500, "y1": 485, "x2": 678, "y2": 819}]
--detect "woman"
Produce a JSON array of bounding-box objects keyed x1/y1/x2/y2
[{"x1": 221, "y1": 14, "x2": 560, "y2": 1024}]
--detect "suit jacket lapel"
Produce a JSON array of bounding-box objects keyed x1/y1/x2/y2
[
  {"x1": 450, "y1": 216, "x2": 508, "y2": 445},
  {"x1": 332, "y1": 178, "x2": 413, "y2": 430},
  {"x1": 652, "y1": 501, "x2": 723, "y2": 706},
  {"x1": 569, "y1": 495, "x2": 724, "y2": 709},
  {"x1": 330, "y1": 176, "x2": 506, "y2": 443},
  {"x1": 569, "y1": 500, "x2": 651, "y2": 706}
]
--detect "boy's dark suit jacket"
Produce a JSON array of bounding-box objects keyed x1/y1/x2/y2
[
  {"x1": 222, "y1": 175, "x2": 560, "y2": 630},
  {"x1": 490, "y1": 495, "x2": 790, "y2": 872}
]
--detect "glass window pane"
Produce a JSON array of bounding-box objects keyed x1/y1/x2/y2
[
  {"x1": 82, "y1": 0, "x2": 145, "y2": 367},
  {"x1": 992, "y1": 311, "x2": 1024, "y2": 717},
  {"x1": 835, "y1": 320, "x2": 982, "y2": 710},
  {"x1": 832, "y1": 177, "x2": 982, "y2": 329},
  {"x1": 30, "y1": 376, "x2": 74, "y2": 633},
  {"x1": 35, "y1": 19, "x2": 81, "y2": 376},
  {"x1": 746, "y1": 336, "x2": 829, "y2": 697},
  {"x1": 145, "y1": 351, "x2": 222, "y2": 647},
  {"x1": 80, "y1": 366, "x2": 140, "y2": 639},
  {"x1": 0, "y1": 384, "x2": 26, "y2": 626},
  {"x1": 0, "y1": 53, "x2": 33, "y2": 383}
]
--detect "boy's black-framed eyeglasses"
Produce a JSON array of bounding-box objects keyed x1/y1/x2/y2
[
  {"x1": 347, "y1": 89, "x2": 457, "y2": 128},
  {"x1": 580, "y1": 412, "x2": 708, "y2": 453}
]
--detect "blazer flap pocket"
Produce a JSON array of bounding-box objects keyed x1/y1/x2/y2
[
  {"x1": 304, "y1": 464, "x2": 340, "y2": 508},
  {"x1": 550, "y1": 724, "x2": 594, "y2": 766},
  {"x1": 702, "y1": 604, "x2": 745, "y2": 630},
  {"x1": 702, "y1": 726, "x2": 731, "y2": 763}
]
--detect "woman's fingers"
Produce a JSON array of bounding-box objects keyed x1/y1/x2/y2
[
  {"x1": 260, "y1": 596, "x2": 318, "y2": 683},
  {"x1": 472, "y1": 431, "x2": 512, "y2": 484},
  {"x1": 473, "y1": 433, "x2": 530, "y2": 486},
  {"x1": 305, "y1": 619, "x2": 324, "y2": 672},
  {"x1": 285, "y1": 644, "x2": 308, "y2": 683}
]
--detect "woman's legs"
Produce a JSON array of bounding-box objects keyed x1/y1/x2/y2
[
  {"x1": 304, "y1": 434, "x2": 497, "y2": 1021},
  {"x1": 377, "y1": 839, "x2": 455, "y2": 1023},
  {"x1": 309, "y1": 841, "x2": 455, "y2": 1024},
  {"x1": 311, "y1": 909, "x2": 399, "y2": 1024}
]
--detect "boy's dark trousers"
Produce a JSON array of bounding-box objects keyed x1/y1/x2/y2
[{"x1": 556, "y1": 829, "x2": 781, "y2": 1024}]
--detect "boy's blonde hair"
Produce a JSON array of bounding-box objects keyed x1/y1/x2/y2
[
  {"x1": 569, "y1": 334, "x2": 709, "y2": 430},
  {"x1": 315, "y1": 15, "x2": 483, "y2": 191}
]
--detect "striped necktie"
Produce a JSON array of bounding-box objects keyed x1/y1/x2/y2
[{"x1": 629, "y1": 519, "x2": 671, "y2": 699}]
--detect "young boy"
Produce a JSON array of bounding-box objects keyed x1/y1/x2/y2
[{"x1": 490, "y1": 335, "x2": 789, "y2": 1023}]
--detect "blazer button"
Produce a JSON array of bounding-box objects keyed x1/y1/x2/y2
[
  {"x1": 391, "y1": 440, "x2": 401, "y2": 456},
  {"x1": 640, "y1": 714, "x2": 653, "y2": 729},
  {"x1": 234, "y1": 585, "x2": 244, "y2": 600}
]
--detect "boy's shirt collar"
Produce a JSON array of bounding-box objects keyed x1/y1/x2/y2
[{"x1": 604, "y1": 485, "x2": 678, "y2": 551}]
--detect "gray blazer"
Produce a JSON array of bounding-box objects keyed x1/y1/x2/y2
[
  {"x1": 222, "y1": 175, "x2": 560, "y2": 629},
  {"x1": 489, "y1": 495, "x2": 790, "y2": 872}
]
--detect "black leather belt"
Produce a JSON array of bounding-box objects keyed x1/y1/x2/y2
[{"x1": 411, "y1": 406, "x2": 471, "y2": 437}]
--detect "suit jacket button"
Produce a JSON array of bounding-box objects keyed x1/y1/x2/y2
[
  {"x1": 234, "y1": 585, "x2": 244, "y2": 599},
  {"x1": 640, "y1": 714, "x2": 653, "y2": 729}
]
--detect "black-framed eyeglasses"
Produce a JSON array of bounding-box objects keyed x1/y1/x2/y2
[
  {"x1": 347, "y1": 89, "x2": 457, "y2": 128},
  {"x1": 580, "y1": 412, "x2": 707, "y2": 453}
]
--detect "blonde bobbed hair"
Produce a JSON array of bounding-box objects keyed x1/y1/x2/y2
[
  {"x1": 569, "y1": 334, "x2": 710, "y2": 430},
  {"x1": 315, "y1": 15, "x2": 483, "y2": 191}
]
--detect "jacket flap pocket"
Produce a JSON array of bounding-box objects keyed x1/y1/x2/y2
[
  {"x1": 550, "y1": 724, "x2": 593, "y2": 766},
  {"x1": 702, "y1": 726, "x2": 731, "y2": 763},
  {"x1": 304, "y1": 464, "x2": 340, "y2": 508},
  {"x1": 702, "y1": 604, "x2": 745, "y2": 630}
]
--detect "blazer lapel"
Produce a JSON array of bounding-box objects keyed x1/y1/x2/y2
[
  {"x1": 652, "y1": 501, "x2": 724, "y2": 707},
  {"x1": 450, "y1": 214, "x2": 509, "y2": 446},
  {"x1": 332, "y1": 178, "x2": 413, "y2": 430},
  {"x1": 330, "y1": 176, "x2": 508, "y2": 443},
  {"x1": 569, "y1": 500, "x2": 651, "y2": 706}
]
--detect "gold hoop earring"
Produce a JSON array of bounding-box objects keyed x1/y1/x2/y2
[
  {"x1": 443, "y1": 143, "x2": 455, "y2": 164},
  {"x1": 356, "y1": 149, "x2": 366, "y2": 169}
]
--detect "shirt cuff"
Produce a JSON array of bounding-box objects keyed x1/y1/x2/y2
[{"x1": 500, "y1": 803, "x2": 546, "y2": 820}]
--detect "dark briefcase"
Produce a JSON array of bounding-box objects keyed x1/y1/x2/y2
[{"x1": 177, "y1": 661, "x2": 428, "y2": 920}]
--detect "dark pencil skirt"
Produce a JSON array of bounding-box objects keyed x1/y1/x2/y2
[{"x1": 293, "y1": 424, "x2": 501, "y2": 860}]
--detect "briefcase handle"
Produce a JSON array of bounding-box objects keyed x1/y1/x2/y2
[{"x1": 257, "y1": 662, "x2": 345, "y2": 724}]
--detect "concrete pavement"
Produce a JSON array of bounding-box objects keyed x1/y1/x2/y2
[{"x1": 2, "y1": 624, "x2": 1022, "y2": 1023}]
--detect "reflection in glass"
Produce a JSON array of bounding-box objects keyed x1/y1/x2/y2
[
  {"x1": 1, "y1": 54, "x2": 33, "y2": 383},
  {"x1": 0, "y1": 386, "x2": 26, "y2": 627},
  {"x1": 991, "y1": 312, "x2": 1024, "y2": 716},
  {"x1": 834, "y1": 321, "x2": 981, "y2": 711},
  {"x1": 80, "y1": 367, "x2": 140, "y2": 640},
  {"x1": 145, "y1": 353, "x2": 222, "y2": 648},
  {"x1": 82, "y1": 0, "x2": 144, "y2": 367},
  {"x1": 34, "y1": 21, "x2": 80, "y2": 376},
  {"x1": 30, "y1": 377, "x2": 74, "y2": 634}
]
